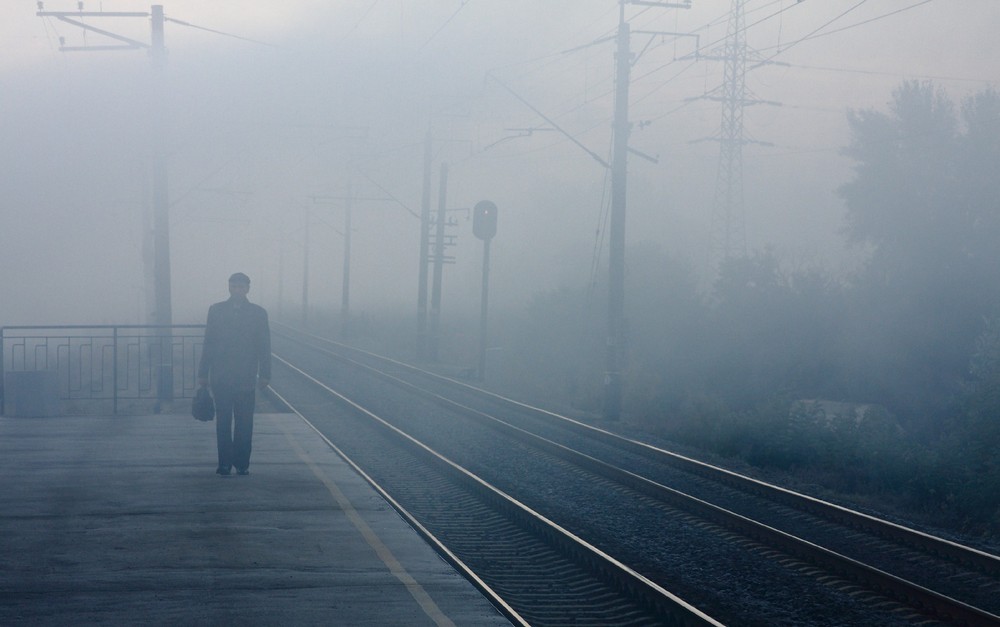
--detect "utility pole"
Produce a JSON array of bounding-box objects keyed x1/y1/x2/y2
[
  {"x1": 605, "y1": 0, "x2": 693, "y2": 420},
  {"x1": 415, "y1": 123, "x2": 468, "y2": 361},
  {"x1": 311, "y1": 186, "x2": 394, "y2": 340},
  {"x1": 341, "y1": 181, "x2": 353, "y2": 340},
  {"x1": 489, "y1": 1, "x2": 690, "y2": 420},
  {"x1": 472, "y1": 201, "x2": 498, "y2": 381},
  {"x1": 302, "y1": 209, "x2": 310, "y2": 329},
  {"x1": 150, "y1": 6, "x2": 171, "y2": 330},
  {"x1": 37, "y1": 5, "x2": 174, "y2": 408},
  {"x1": 417, "y1": 130, "x2": 433, "y2": 360},
  {"x1": 429, "y1": 162, "x2": 449, "y2": 361},
  {"x1": 603, "y1": 1, "x2": 632, "y2": 422},
  {"x1": 36, "y1": 6, "x2": 173, "y2": 328},
  {"x1": 149, "y1": 5, "x2": 173, "y2": 407},
  {"x1": 277, "y1": 230, "x2": 285, "y2": 320}
]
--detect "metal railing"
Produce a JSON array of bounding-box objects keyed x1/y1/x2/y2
[{"x1": 0, "y1": 325, "x2": 205, "y2": 415}]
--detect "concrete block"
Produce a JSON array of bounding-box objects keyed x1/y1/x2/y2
[{"x1": 4, "y1": 370, "x2": 61, "y2": 417}]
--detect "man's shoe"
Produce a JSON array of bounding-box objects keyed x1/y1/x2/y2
[
  {"x1": 236, "y1": 468, "x2": 249, "y2": 476},
  {"x1": 216, "y1": 466, "x2": 231, "y2": 477}
]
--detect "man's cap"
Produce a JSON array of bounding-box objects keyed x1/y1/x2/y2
[{"x1": 228, "y1": 272, "x2": 251, "y2": 285}]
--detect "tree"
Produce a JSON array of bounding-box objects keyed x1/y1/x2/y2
[
  {"x1": 705, "y1": 249, "x2": 845, "y2": 408},
  {"x1": 624, "y1": 243, "x2": 709, "y2": 413},
  {"x1": 839, "y1": 82, "x2": 1000, "y2": 422},
  {"x1": 840, "y1": 81, "x2": 958, "y2": 279}
]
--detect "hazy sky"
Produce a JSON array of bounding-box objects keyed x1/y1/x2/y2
[{"x1": 1, "y1": 1, "x2": 997, "y2": 326}]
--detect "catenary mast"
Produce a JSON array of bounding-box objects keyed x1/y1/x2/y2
[{"x1": 604, "y1": 0, "x2": 692, "y2": 420}]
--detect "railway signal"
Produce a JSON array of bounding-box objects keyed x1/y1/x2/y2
[
  {"x1": 472, "y1": 200, "x2": 497, "y2": 241},
  {"x1": 473, "y1": 201, "x2": 498, "y2": 380}
]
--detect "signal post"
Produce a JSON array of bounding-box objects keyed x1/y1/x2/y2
[{"x1": 473, "y1": 201, "x2": 497, "y2": 381}]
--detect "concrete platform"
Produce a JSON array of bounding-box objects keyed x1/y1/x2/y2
[{"x1": 0, "y1": 412, "x2": 512, "y2": 626}]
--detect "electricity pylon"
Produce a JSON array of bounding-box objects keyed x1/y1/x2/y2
[
  {"x1": 713, "y1": 0, "x2": 749, "y2": 263},
  {"x1": 698, "y1": 0, "x2": 778, "y2": 268}
]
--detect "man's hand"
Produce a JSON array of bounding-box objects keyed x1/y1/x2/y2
[
  {"x1": 197, "y1": 377, "x2": 208, "y2": 388},
  {"x1": 258, "y1": 378, "x2": 270, "y2": 390}
]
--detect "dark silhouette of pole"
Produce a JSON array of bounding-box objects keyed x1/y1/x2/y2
[
  {"x1": 34, "y1": 7, "x2": 174, "y2": 328},
  {"x1": 148, "y1": 6, "x2": 174, "y2": 407},
  {"x1": 429, "y1": 162, "x2": 448, "y2": 361},
  {"x1": 417, "y1": 130, "x2": 432, "y2": 360},
  {"x1": 478, "y1": 237, "x2": 491, "y2": 381},
  {"x1": 33, "y1": 5, "x2": 197, "y2": 410},
  {"x1": 277, "y1": 231, "x2": 285, "y2": 320},
  {"x1": 472, "y1": 201, "x2": 497, "y2": 381},
  {"x1": 302, "y1": 209, "x2": 310, "y2": 328},
  {"x1": 604, "y1": 1, "x2": 631, "y2": 421},
  {"x1": 485, "y1": 2, "x2": 689, "y2": 419},
  {"x1": 341, "y1": 181, "x2": 353, "y2": 339},
  {"x1": 150, "y1": 6, "x2": 171, "y2": 330}
]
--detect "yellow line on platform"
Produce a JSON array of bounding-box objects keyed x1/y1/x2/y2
[{"x1": 279, "y1": 418, "x2": 456, "y2": 627}]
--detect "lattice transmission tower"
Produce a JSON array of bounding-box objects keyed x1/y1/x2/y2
[
  {"x1": 704, "y1": 0, "x2": 777, "y2": 268},
  {"x1": 712, "y1": 0, "x2": 750, "y2": 264}
]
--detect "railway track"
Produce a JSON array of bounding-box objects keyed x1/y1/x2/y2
[
  {"x1": 269, "y1": 351, "x2": 718, "y2": 626},
  {"x1": 270, "y1": 324, "x2": 1000, "y2": 626}
]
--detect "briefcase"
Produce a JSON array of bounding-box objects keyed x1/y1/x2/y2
[{"x1": 191, "y1": 387, "x2": 215, "y2": 422}]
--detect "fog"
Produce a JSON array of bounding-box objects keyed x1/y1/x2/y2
[{"x1": 1, "y1": 1, "x2": 997, "y2": 326}]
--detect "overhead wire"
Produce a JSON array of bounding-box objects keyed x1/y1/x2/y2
[
  {"x1": 349, "y1": 165, "x2": 421, "y2": 220},
  {"x1": 717, "y1": 0, "x2": 947, "y2": 133},
  {"x1": 690, "y1": 0, "x2": 810, "y2": 61},
  {"x1": 39, "y1": 13, "x2": 62, "y2": 55},
  {"x1": 555, "y1": 0, "x2": 851, "y2": 254},
  {"x1": 748, "y1": 0, "x2": 873, "y2": 69},
  {"x1": 488, "y1": 28, "x2": 690, "y2": 152},
  {"x1": 482, "y1": 0, "x2": 753, "y2": 135},
  {"x1": 776, "y1": 0, "x2": 785, "y2": 51},
  {"x1": 642, "y1": 0, "x2": 876, "y2": 124},
  {"x1": 597, "y1": 0, "x2": 805, "y2": 113},
  {"x1": 779, "y1": 61, "x2": 992, "y2": 85},
  {"x1": 474, "y1": 3, "x2": 772, "y2": 279},
  {"x1": 755, "y1": 0, "x2": 935, "y2": 55},
  {"x1": 427, "y1": 0, "x2": 933, "y2": 180},
  {"x1": 164, "y1": 16, "x2": 276, "y2": 47},
  {"x1": 342, "y1": 0, "x2": 382, "y2": 40},
  {"x1": 421, "y1": 0, "x2": 475, "y2": 49},
  {"x1": 588, "y1": 163, "x2": 613, "y2": 298}
]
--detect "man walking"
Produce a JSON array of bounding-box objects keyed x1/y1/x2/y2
[{"x1": 198, "y1": 272, "x2": 271, "y2": 477}]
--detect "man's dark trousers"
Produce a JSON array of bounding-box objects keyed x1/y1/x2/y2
[{"x1": 214, "y1": 385, "x2": 255, "y2": 472}]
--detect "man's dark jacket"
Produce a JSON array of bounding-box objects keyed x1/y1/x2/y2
[{"x1": 198, "y1": 298, "x2": 271, "y2": 391}]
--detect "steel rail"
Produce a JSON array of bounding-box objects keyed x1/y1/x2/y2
[
  {"x1": 272, "y1": 352, "x2": 724, "y2": 627},
  {"x1": 266, "y1": 385, "x2": 529, "y2": 627},
  {"x1": 272, "y1": 325, "x2": 1000, "y2": 626},
  {"x1": 273, "y1": 323, "x2": 1000, "y2": 578}
]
